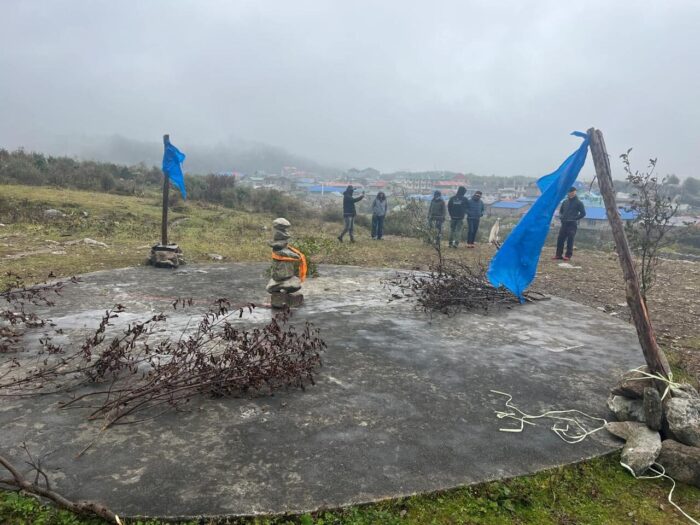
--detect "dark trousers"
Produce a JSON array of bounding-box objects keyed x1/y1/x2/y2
[
  {"x1": 449, "y1": 218, "x2": 464, "y2": 245},
  {"x1": 428, "y1": 218, "x2": 444, "y2": 243},
  {"x1": 556, "y1": 221, "x2": 578, "y2": 257},
  {"x1": 339, "y1": 215, "x2": 355, "y2": 240},
  {"x1": 371, "y1": 215, "x2": 385, "y2": 239},
  {"x1": 467, "y1": 218, "x2": 480, "y2": 244}
]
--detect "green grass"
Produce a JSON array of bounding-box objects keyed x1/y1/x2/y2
[
  {"x1": 1, "y1": 184, "x2": 699, "y2": 525},
  {"x1": 1, "y1": 454, "x2": 699, "y2": 524}
]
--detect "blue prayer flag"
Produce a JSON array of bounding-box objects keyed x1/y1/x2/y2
[
  {"x1": 162, "y1": 140, "x2": 187, "y2": 199},
  {"x1": 487, "y1": 131, "x2": 589, "y2": 302}
]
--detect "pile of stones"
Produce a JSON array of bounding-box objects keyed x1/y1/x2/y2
[
  {"x1": 266, "y1": 218, "x2": 303, "y2": 308},
  {"x1": 606, "y1": 367, "x2": 700, "y2": 487},
  {"x1": 149, "y1": 244, "x2": 185, "y2": 269}
]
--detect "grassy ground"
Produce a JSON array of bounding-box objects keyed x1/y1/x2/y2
[{"x1": 1, "y1": 184, "x2": 699, "y2": 525}]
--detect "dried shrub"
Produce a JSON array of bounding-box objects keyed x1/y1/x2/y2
[
  {"x1": 1, "y1": 299, "x2": 325, "y2": 429},
  {"x1": 385, "y1": 250, "x2": 519, "y2": 316}
]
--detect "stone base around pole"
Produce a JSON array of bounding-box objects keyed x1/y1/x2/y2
[
  {"x1": 149, "y1": 244, "x2": 185, "y2": 269},
  {"x1": 270, "y1": 292, "x2": 304, "y2": 308}
]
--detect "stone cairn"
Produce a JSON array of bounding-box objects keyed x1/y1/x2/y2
[
  {"x1": 266, "y1": 218, "x2": 305, "y2": 308},
  {"x1": 149, "y1": 244, "x2": 185, "y2": 269},
  {"x1": 606, "y1": 368, "x2": 700, "y2": 488}
]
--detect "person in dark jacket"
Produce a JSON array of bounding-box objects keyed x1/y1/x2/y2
[
  {"x1": 427, "y1": 190, "x2": 446, "y2": 244},
  {"x1": 371, "y1": 191, "x2": 388, "y2": 240},
  {"x1": 554, "y1": 187, "x2": 586, "y2": 260},
  {"x1": 465, "y1": 191, "x2": 484, "y2": 248},
  {"x1": 338, "y1": 185, "x2": 364, "y2": 242},
  {"x1": 447, "y1": 186, "x2": 468, "y2": 248}
]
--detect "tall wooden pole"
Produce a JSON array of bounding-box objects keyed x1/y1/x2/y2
[
  {"x1": 161, "y1": 134, "x2": 170, "y2": 246},
  {"x1": 587, "y1": 128, "x2": 671, "y2": 380}
]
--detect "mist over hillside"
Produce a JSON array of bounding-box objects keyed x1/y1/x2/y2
[{"x1": 16, "y1": 134, "x2": 343, "y2": 177}]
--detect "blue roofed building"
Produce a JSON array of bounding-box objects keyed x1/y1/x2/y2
[
  {"x1": 488, "y1": 200, "x2": 531, "y2": 218},
  {"x1": 573, "y1": 206, "x2": 638, "y2": 230}
]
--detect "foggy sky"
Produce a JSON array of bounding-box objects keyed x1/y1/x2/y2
[{"x1": 1, "y1": 1, "x2": 698, "y2": 179}]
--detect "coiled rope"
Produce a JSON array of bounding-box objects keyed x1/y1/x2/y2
[{"x1": 490, "y1": 389, "x2": 698, "y2": 524}]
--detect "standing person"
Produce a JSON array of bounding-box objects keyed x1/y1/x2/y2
[
  {"x1": 427, "y1": 190, "x2": 446, "y2": 244},
  {"x1": 338, "y1": 185, "x2": 364, "y2": 243},
  {"x1": 465, "y1": 190, "x2": 485, "y2": 248},
  {"x1": 553, "y1": 187, "x2": 586, "y2": 260},
  {"x1": 447, "y1": 186, "x2": 468, "y2": 248},
  {"x1": 371, "y1": 191, "x2": 388, "y2": 240}
]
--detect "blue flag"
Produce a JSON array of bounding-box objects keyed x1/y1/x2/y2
[
  {"x1": 162, "y1": 140, "x2": 187, "y2": 199},
  {"x1": 487, "y1": 131, "x2": 589, "y2": 302}
]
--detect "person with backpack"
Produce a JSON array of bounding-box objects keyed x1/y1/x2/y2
[
  {"x1": 371, "y1": 191, "x2": 388, "y2": 240},
  {"x1": 338, "y1": 185, "x2": 364, "y2": 243},
  {"x1": 447, "y1": 186, "x2": 468, "y2": 248}
]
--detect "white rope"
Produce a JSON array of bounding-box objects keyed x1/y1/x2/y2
[
  {"x1": 621, "y1": 462, "x2": 699, "y2": 525},
  {"x1": 623, "y1": 365, "x2": 679, "y2": 400},
  {"x1": 490, "y1": 390, "x2": 608, "y2": 444},
  {"x1": 490, "y1": 390, "x2": 698, "y2": 524}
]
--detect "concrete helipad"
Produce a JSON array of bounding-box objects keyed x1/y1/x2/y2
[{"x1": 1, "y1": 263, "x2": 643, "y2": 520}]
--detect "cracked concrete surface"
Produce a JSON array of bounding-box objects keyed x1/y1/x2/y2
[{"x1": 1, "y1": 263, "x2": 643, "y2": 519}]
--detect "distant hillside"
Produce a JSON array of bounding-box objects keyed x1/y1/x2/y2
[{"x1": 12, "y1": 134, "x2": 343, "y2": 177}]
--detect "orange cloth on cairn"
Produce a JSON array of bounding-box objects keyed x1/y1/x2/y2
[{"x1": 271, "y1": 246, "x2": 307, "y2": 282}]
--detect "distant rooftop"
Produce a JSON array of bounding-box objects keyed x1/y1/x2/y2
[
  {"x1": 583, "y1": 207, "x2": 638, "y2": 221},
  {"x1": 491, "y1": 200, "x2": 530, "y2": 209}
]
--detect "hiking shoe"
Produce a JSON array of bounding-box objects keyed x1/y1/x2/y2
[
  {"x1": 337, "y1": 236, "x2": 343, "y2": 243},
  {"x1": 563, "y1": 256, "x2": 571, "y2": 261},
  {"x1": 552, "y1": 256, "x2": 563, "y2": 260}
]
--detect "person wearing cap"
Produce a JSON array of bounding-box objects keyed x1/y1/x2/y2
[
  {"x1": 338, "y1": 185, "x2": 365, "y2": 242},
  {"x1": 553, "y1": 186, "x2": 586, "y2": 260},
  {"x1": 465, "y1": 191, "x2": 485, "y2": 248},
  {"x1": 427, "y1": 190, "x2": 446, "y2": 244},
  {"x1": 447, "y1": 186, "x2": 468, "y2": 248}
]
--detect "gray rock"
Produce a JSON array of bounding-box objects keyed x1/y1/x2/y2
[
  {"x1": 665, "y1": 397, "x2": 700, "y2": 447},
  {"x1": 605, "y1": 421, "x2": 661, "y2": 476},
  {"x1": 271, "y1": 261, "x2": 295, "y2": 281},
  {"x1": 266, "y1": 276, "x2": 301, "y2": 294},
  {"x1": 611, "y1": 367, "x2": 652, "y2": 399},
  {"x1": 269, "y1": 240, "x2": 289, "y2": 250},
  {"x1": 670, "y1": 383, "x2": 700, "y2": 400},
  {"x1": 207, "y1": 253, "x2": 223, "y2": 261},
  {"x1": 607, "y1": 394, "x2": 646, "y2": 423},
  {"x1": 273, "y1": 230, "x2": 291, "y2": 241},
  {"x1": 276, "y1": 247, "x2": 300, "y2": 259},
  {"x1": 657, "y1": 439, "x2": 700, "y2": 488},
  {"x1": 643, "y1": 387, "x2": 663, "y2": 431},
  {"x1": 43, "y1": 209, "x2": 66, "y2": 219},
  {"x1": 272, "y1": 218, "x2": 291, "y2": 229}
]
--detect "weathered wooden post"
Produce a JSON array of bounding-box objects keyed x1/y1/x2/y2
[
  {"x1": 587, "y1": 128, "x2": 671, "y2": 380},
  {"x1": 161, "y1": 134, "x2": 170, "y2": 246},
  {"x1": 148, "y1": 133, "x2": 184, "y2": 268}
]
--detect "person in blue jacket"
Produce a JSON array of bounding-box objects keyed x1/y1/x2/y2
[
  {"x1": 338, "y1": 185, "x2": 365, "y2": 243},
  {"x1": 465, "y1": 191, "x2": 485, "y2": 248}
]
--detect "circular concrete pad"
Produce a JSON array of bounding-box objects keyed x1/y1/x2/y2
[{"x1": 1, "y1": 264, "x2": 643, "y2": 519}]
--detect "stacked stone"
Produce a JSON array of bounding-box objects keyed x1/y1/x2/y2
[
  {"x1": 605, "y1": 367, "x2": 700, "y2": 487},
  {"x1": 266, "y1": 218, "x2": 303, "y2": 307},
  {"x1": 149, "y1": 244, "x2": 185, "y2": 268}
]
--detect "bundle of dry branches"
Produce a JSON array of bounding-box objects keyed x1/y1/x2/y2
[
  {"x1": 385, "y1": 255, "x2": 519, "y2": 315},
  {"x1": 1, "y1": 299, "x2": 326, "y2": 429},
  {"x1": 1, "y1": 272, "x2": 79, "y2": 353}
]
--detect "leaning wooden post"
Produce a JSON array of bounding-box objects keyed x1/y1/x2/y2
[
  {"x1": 161, "y1": 134, "x2": 170, "y2": 246},
  {"x1": 587, "y1": 128, "x2": 671, "y2": 381}
]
